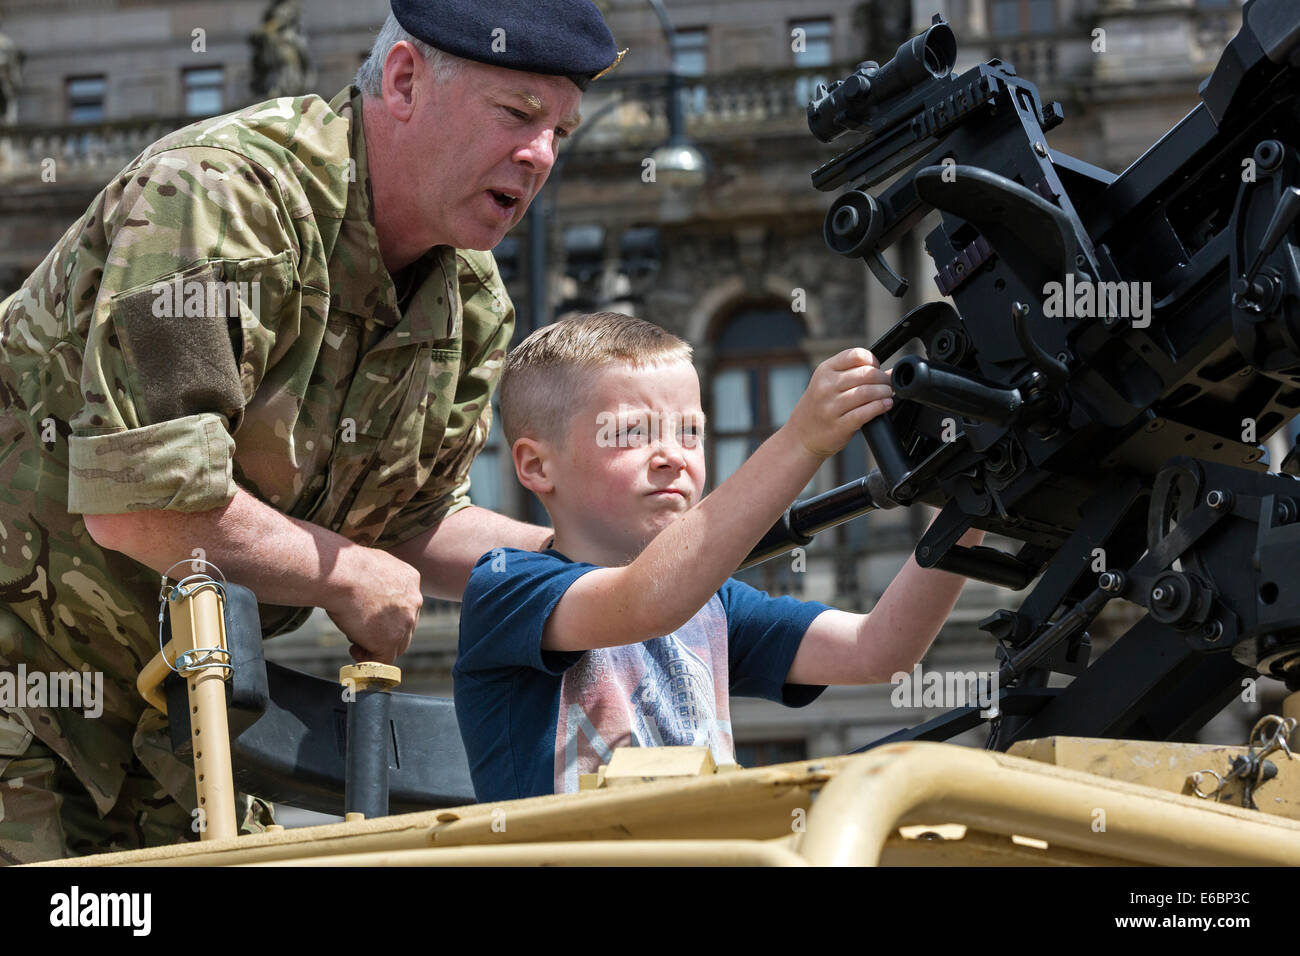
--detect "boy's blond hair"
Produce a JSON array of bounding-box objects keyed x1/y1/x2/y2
[{"x1": 499, "y1": 312, "x2": 693, "y2": 448}]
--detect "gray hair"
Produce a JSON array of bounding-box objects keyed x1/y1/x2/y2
[{"x1": 355, "y1": 13, "x2": 465, "y2": 96}]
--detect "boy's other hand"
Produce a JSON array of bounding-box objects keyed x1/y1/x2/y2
[{"x1": 785, "y1": 348, "x2": 894, "y2": 460}]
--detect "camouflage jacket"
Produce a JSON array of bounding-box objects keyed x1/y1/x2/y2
[{"x1": 0, "y1": 87, "x2": 513, "y2": 814}]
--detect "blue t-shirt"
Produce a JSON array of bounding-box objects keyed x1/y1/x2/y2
[{"x1": 454, "y1": 547, "x2": 832, "y2": 803}]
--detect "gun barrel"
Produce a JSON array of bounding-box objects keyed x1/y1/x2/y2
[{"x1": 892, "y1": 356, "x2": 1023, "y2": 426}]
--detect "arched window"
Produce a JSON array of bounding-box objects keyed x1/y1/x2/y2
[
  {"x1": 708, "y1": 300, "x2": 878, "y2": 606},
  {"x1": 708, "y1": 302, "x2": 814, "y2": 597}
]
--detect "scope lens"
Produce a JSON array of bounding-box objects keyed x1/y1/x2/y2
[{"x1": 922, "y1": 25, "x2": 957, "y2": 78}]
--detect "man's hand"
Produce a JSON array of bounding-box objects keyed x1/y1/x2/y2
[
  {"x1": 82, "y1": 485, "x2": 429, "y2": 666},
  {"x1": 783, "y1": 348, "x2": 894, "y2": 460},
  {"x1": 322, "y1": 549, "x2": 425, "y2": 664}
]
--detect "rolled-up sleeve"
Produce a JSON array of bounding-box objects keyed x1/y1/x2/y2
[
  {"x1": 66, "y1": 146, "x2": 298, "y2": 515},
  {"x1": 69, "y1": 414, "x2": 236, "y2": 514}
]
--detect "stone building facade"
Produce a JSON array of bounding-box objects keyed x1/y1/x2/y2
[{"x1": 0, "y1": 0, "x2": 1273, "y2": 801}]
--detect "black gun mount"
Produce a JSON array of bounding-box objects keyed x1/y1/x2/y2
[{"x1": 744, "y1": 0, "x2": 1300, "y2": 750}]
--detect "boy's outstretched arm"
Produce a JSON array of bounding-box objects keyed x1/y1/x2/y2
[
  {"x1": 543, "y1": 348, "x2": 893, "y2": 652},
  {"x1": 784, "y1": 522, "x2": 985, "y2": 686}
]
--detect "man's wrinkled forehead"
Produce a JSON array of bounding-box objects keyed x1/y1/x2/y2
[{"x1": 490, "y1": 81, "x2": 583, "y2": 131}]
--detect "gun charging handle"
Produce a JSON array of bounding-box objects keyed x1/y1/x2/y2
[
  {"x1": 340, "y1": 662, "x2": 402, "y2": 820},
  {"x1": 891, "y1": 355, "x2": 1024, "y2": 427},
  {"x1": 824, "y1": 189, "x2": 911, "y2": 296}
]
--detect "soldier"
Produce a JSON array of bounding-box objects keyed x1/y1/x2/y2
[{"x1": 0, "y1": 0, "x2": 620, "y2": 863}]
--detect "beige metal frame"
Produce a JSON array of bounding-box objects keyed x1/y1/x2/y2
[{"x1": 32, "y1": 740, "x2": 1300, "y2": 866}]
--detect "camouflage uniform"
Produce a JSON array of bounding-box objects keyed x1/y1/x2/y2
[{"x1": 0, "y1": 87, "x2": 513, "y2": 862}]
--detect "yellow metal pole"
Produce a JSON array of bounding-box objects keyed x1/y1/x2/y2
[{"x1": 168, "y1": 581, "x2": 238, "y2": 843}]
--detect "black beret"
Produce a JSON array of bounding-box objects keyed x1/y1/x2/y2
[{"x1": 391, "y1": 0, "x2": 623, "y2": 90}]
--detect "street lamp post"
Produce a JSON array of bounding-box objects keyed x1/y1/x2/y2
[
  {"x1": 524, "y1": 95, "x2": 620, "y2": 339},
  {"x1": 521, "y1": 0, "x2": 709, "y2": 336},
  {"x1": 645, "y1": 0, "x2": 709, "y2": 188}
]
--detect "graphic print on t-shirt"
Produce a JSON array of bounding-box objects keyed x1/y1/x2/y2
[
  {"x1": 628, "y1": 636, "x2": 716, "y2": 744},
  {"x1": 553, "y1": 597, "x2": 736, "y2": 794}
]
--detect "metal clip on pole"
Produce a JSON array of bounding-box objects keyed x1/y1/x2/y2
[{"x1": 339, "y1": 662, "x2": 402, "y2": 820}]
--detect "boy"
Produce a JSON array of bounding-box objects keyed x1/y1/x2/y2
[{"x1": 454, "y1": 312, "x2": 982, "y2": 802}]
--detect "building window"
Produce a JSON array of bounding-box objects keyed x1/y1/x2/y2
[
  {"x1": 709, "y1": 304, "x2": 813, "y2": 597},
  {"x1": 673, "y1": 28, "x2": 708, "y2": 76},
  {"x1": 990, "y1": 0, "x2": 1055, "y2": 36},
  {"x1": 791, "y1": 18, "x2": 832, "y2": 68},
  {"x1": 673, "y1": 27, "x2": 708, "y2": 116},
  {"x1": 184, "y1": 67, "x2": 225, "y2": 117},
  {"x1": 66, "y1": 75, "x2": 106, "y2": 123},
  {"x1": 792, "y1": 18, "x2": 833, "y2": 109},
  {"x1": 710, "y1": 363, "x2": 810, "y2": 487}
]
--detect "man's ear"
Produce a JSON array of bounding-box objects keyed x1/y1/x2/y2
[
  {"x1": 513, "y1": 436, "x2": 555, "y2": 496},
  {"x1": 381, "y1": 41, "x2": 421, "y2": 121}
]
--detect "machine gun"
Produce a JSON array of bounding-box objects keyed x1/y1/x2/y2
[{"x1": 744, "y1": 0, "x2": 1300, "y2": 751}]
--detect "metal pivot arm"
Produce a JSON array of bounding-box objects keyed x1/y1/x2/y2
[{"x1": 1236, "y1": 185, "x2": 1300, "y2": 301}]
